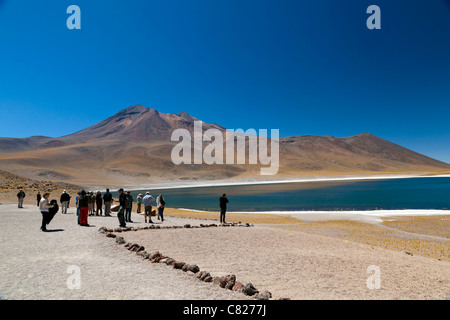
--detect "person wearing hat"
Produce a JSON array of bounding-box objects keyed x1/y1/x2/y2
[
  {"x1": 60, "y1": 190, "x2": 71, "y2": 214},
  {"x1": 17, "y1": 189, "x2": 25, "y2": 208},
  {"x1": 142, "y1": 192, "x2": 155, "y2": 223},
  {"x1": 117, "y1": 188, "x2": 127, "y2": 227}
]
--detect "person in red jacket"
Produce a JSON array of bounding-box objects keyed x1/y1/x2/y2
[{"x1": 78, "y1": 190, "x2": 90, "y2": 227}]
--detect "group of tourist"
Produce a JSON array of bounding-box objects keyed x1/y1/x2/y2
[{"x1": 19, "y1": 187, "x2": 229, "y2": 232}]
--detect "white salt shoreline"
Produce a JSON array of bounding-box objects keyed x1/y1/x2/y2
[
  {"x1": 176, "y1": 208, "x2": 450, "y2": 224},
  {"x1": 93, "y1": 173, "x2": 450, "y2": 192}
]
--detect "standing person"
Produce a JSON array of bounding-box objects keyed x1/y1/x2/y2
[
  {"x1": 96, "y1": 191, "x2": 103, "y2": 216},
  {"x1": 17, "y1": 189, "x2": 25, "y2": 208},
  {"x1": 36, "y1": 192, "x2": 41, "y2": 207},
  {"x1": 125, "y1": 191, "x2": 133, "y2": 223},
  {"x1": 156, "y1": 195, "x2": 165, "y2": 222},
  {"x1": 78, "y1": 190, "x2": 89, "y2": 227},
  {"x1": 90, "y1": 192, "x2": 96, "y2": 216},
  {"x1": 103, "y1": 188, "x2": 113, "y2": 217},
  {"x1": 142, "y1": 192, "x2": 154, "y2": 223},
  {"x1": 87, "y1": 192, "x2": 93, "y2": 216},
  {"x1": 60, "y1": 190, "x2": 70, "y2": 214},
  {"x1": 136, "y1": 193, "x2": 143, "y2": 214},
  {"x1": 219, "y1": 194, "x2": 229, "y2": 224},
  {"x1": 39, "y1": 193, "x2": 54, "y2": 232},
  {"x1": 75, "y1": 192, "x2": 81, "y2": 225},
  {"x1": 117, "y1": 188, "x2": 127, "y2": 228}
]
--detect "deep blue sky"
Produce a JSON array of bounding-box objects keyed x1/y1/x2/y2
[{"x1": 1, "y1": 0, "x2": 450, "y2": 163}]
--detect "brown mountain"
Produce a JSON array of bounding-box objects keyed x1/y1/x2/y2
[{"x1": 0, "y1": 105, "x2": 448, "y2": 187}]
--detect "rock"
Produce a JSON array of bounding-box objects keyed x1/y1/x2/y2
[
  {"x1": 200, "y1": 272, "x2": 210, "y2": 281},
  {"x1": 242, "y1": 283, "x2": 259, "y2": 296},
  {"x1": 212, "y1": 277, "x2": 222, "y2": 286},
  {"x1": 188, "y1": 264, "x2": 200, "y2": 274},
  {"x1": 182, "y1": 264, "x2": 190, "y2": 272},
  {"x1": 197, "y1": 271, "x2": 205, "y2": 279},
  {"x1": 232, "y1": 282, "x2": 244, "y2": 292},
  {"x1": 143, "y1": 252, "x2": 150, "y2": 259},
  {"x1": 219, "y1": 276, "x2": 228, "y2": 288},
  {"x1": 203, "y1": 276, "x2": 213, "y2": 283},
  {"x1": 184, "y1": 224, "x2": 191, "y2": 228},
  {"x1": 106, "y1": 233, "x2": 116, "y2": 238},
  {"x1": 113, "y1": 228, "x2": 122, "y2": 233},
  {"x1": 124, "y1": 243, "x2": 132, "y2": 248},
  {"x1": 151, "y1": 256, "x2": 162, "y2": 263},
  {"x1": 137, "y1": 246, "x2": 145, "y2": 252},
  {"x1": 173, "y1": 261, "x2": 186, "y2": 269},
  {"x1": 186, "y1": 271, "x2": 196, "y2": 276},
  {"x1": 98, "y1": 227, "x2": 108, "y2": 234},
  {"x1": 115, "y1": 236, "x2": 125, "y2": 244},
  {"x1": 166, "y1": 258, "x2": 175, "y2": 266},
  {"x1": 137, "y1": 250, "x2": 147, "y2": 257},
  {"x1": 127, "y1": 243, "x2": 138, "y2": 251},
  {"x1": 277, "y1": 297, "x2": 291, "y2": 300},
  {"x1": 149, "y1": 252, "x2": 161, "y2": 260},
  {"x1": 159, "y1": 258, "x2": 168, "y2": 264},
  {"x1": 255, "y1": 291, "x2": 272, "y2": 300},
  {"x1": 405, "y1": 251, "x2": 413, "y2": 256},
  {"x1": 225, "y1": 275, "x2": 236, "y2": 290}
]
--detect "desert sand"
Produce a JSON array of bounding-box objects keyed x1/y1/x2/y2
[{"x1": 0, "y1": 202, "x2": 448, "y2": 300}]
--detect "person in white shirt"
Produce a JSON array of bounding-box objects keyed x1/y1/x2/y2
[
  {"x1": 142, "y1": 192, "x2": 155, "y2": 223},
  {"x1": 39, "y1": 193, "x2": 54, "y2": 232}
]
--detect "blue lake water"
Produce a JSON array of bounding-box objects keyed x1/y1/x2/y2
[{"x1": 117, "y1": 177, "x2": 450, "y2": 212}]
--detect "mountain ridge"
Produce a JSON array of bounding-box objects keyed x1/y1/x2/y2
[{"x1": 0, "y1": 104, "x2": 448, "y2": 186}]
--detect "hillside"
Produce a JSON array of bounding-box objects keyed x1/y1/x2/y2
[{"x1": 0, "y1": 105, "x2": 448, "y2": 188}]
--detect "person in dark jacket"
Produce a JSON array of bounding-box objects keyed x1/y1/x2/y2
[
  {"x1": 117, "y1": 188, "x2": 127, "y2": 228},
  {"x1": 219, "y1": 194, "x2": 229, "y2": 224},
  {"x1": 17, "y1": 189, "x2": 25, "y2": 208},
  {"x1": 95, "y1": 191, "x2": 103, "y2": 216},
  {"x1": 78, "y1": 190, "x2": 90, "y2": 227},
  {"x1": 60, "y1": 190, "x2": 71, "y2": 214},
  {"x1": 37, "y1": 192, "x2": 41, "y2": 207},
  {"x1": 125, "y1": 191, "x2": 133, "y2": 223},
  {"x1": 103, "y1": 189, "x2": 113, "y2": 216}
]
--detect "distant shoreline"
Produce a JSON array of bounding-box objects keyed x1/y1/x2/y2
[{"x1": 105, "y1": 173, "x2": 450, "y2": 192}]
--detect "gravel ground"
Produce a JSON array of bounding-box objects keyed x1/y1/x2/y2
[{"x1": 0, "y1": 204, "x2": 248, "y2": 300}]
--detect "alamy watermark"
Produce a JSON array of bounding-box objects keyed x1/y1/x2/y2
[
  {"x1": 171, "y1": 121, "x2": 280, "y2": 175},
  {"x1": 66, "y1": 265, "x2": 81, "y2": 290},
  {"x1": 366, "y1": 265, "x2": 381, "y2": 290}
]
